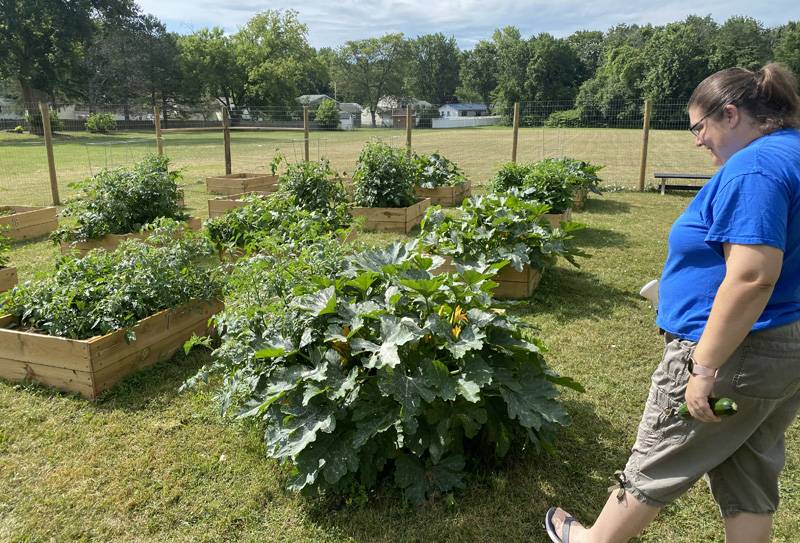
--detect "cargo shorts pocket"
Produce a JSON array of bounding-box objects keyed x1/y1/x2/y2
[{"x1": 732, "y1": 342, "x2": 800, "y2": 400}]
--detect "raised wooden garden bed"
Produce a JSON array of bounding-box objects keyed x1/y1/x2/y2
[
  {"x1": 415, "y1": 180, "x2": 471, "y2": 207},
  {"x1": 434, "y1": 257, "x2": 542, "y2": 299},
  {"x1": 0, "y1": 206, "x2": 58, "y2": 241},
  {"x1": 60, "y1": 218, "x2": 203, "y2": 257},
  {"x1": 207, "y1": 192, "x2": 273, "y2": 218},
  {"x1": 206, "y1": 173, "x2": 280, "y2": 195},
  {"x1": 349, "y1": 198, "x2": 431, "y2": 234},
  {"x1": 0, "y1": 267, "x2": 18, "y2": 293},
  {"x1": 544, "y1": 208, "x2": 572, "y2": 228},
  {"x1": 572, "y1": 189, "x2": 588, "y2": 211},
  {"x1": 0, "y1": 299, "x2": 223, "y2": 399}
]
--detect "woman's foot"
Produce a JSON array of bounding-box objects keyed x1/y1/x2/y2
[{"x1": 546, "y1": 507, "x2": 590, "y2": 543}]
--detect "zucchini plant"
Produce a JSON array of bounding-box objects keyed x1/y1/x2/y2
[
  {"x1": 412, "y1": 152, "x2": 467, "y2": 188},
  {"x1": 419, "y1": 191, "x2": 585, "y2": 272},
  {"x1": 186, "y1": 241, "x2": 582, "y2": 504},
  {"x1": 2, "y1": 221, "x2": 220, "y2": 340},
  {"x1": 51, "y1": 155, "x2": 187, "y2": 243},
  {"x1": 352, "y1": 142, "x2": 416, "y2": 208}
]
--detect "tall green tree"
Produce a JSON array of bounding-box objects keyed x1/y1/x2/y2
[
  {"x1": 491, "y1": 26, "x2": 530, "y2": 111},
  {"x1": 566, "y1": 30, "x2": 604, "y2": 82},
  {"x1": 525, "y1": 33, "x2": 583, "y2": 102},
  {"x1": 774, "y1": 22, "x2": 800, "y2": 83},
  {"x1": 407, "y1": 33, "x2": 460, "y2": 104},
  {"x1": 458, "y1": 40, "x2": 497, "y2": 107},
  {"x1": 178, "y1": 28, "x2": 247, "y2": 111},
  {"x1": 0, "y1": 0, "x2": 135, "y2": 106},
  {"x1": 333, "y1": 33, "x2": 409, "y2": 127},
  {"x1": 233, "y1": 10, "x2": 319, "y2": 109},
  {"x1": 710, "y1": 16, "x2": 771, "y2": 71},
  {"x1": 575, "y1": 44, "x2": 648, "y2": 123}
]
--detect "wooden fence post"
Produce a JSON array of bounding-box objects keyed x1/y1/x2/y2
[
  {"x1": 406, "y1": 107, "x2": 412, "y2": 157},
  {"x1": 38, "y1": 102, "x2": 60, "y2": 206},
  {"x1": 511, "y1": 102, "x2": 520, "y2": 163},
  {"x1": 222, "y1": 107, "x2": 232, "y2": 175},
  {"x1": 303, "y1": 106, "x2": 310, "y2": 162},
  {"x1": 638, "y1": 99, "x2": 653, "y2": 192},
  {"x1": 154, "y1": 106, "x2": 163, "y2": 156}
]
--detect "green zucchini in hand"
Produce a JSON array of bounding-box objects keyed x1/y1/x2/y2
[{"x1": 678, "y1": 397, "x2": 738, "y2": 419}]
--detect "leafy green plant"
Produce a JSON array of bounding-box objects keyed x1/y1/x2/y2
[
  {"x1": 0, "y1": 228, "x2": 11, "y2": 268},
  {"x1": 558, "y1": 157, "x2": 604, "y2": 194},
  {"x1": 24, "y1": 108, "x2": 63, "y2": 133},
  {"x1": 352, "y1": 142, "x2": 416, "y2": 208},
  {"x1": 489, "y1": 162, "x2": 536, "y2": 193},
  {"x1": 51, "y1": 155, "x2": 187, "y2": 243},
  {"x1": 13, "y1": 125, "x2": 23, "y2": 133},
  {"x1": 419, "y1": 191, "x2": 584, "y2": 271},
  {"x1": 187, "y1": 241, "x2": 582, "y2": 504},
  {"x1": 85, "y1": 112, "x2": 117, "y2": 133},
  {"x1": 278, "y1": 159, "x2": 348, "y2": 212},
  {"x1": 314, "y1": 99, "x2": 340, "y2": 130},
  {"x1": 544, "y1": 109, "x2": 581, "y2": 128},
  {"x1": 204, "y1": 193, "x2": 350, "y2": 256},
  {"x1": 1, "y1": 222, "x2": 220, "y2": 340},
  {"x1": 412, "y1": 152, "x2": 467, "y2": 188}
]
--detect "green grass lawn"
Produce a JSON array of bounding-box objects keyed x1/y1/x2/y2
[
  {"x1": 0, "y1": 126, "x2": 716, "y2": 207},
  {"x1": 1, "y1": 190, "x2": 798, "y2": 542}
]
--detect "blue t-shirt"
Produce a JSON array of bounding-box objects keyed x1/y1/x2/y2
[{"x1": 657, "y1": 128, "x2": 800, "y2": 340}]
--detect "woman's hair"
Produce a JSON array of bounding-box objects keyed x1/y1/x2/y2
[{"x1": 688, "y1": 63, "x2": 800, "y2": 133}]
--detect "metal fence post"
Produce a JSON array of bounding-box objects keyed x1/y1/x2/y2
[
  {"x1": 638, "y1": 99, "x2": 653, "y2": 192},
  {"x1": 222, "y1": 107, "x2": 232, "y2": 175},
  {"x1": 154, "y1": 105, "x2": 163, "y2": 156},
  {"x1": 303, "y1": 106, "x2": 310, "y2": 162},
  {"x1": 406, "y1": 107, "x2": 412, "y2": 157},
  {"x1": 38, "y1": 102, "x2": 60, "y2": 206},
  {"x1": 511, "y1": 102, "x2": 520, "y2": 163}
]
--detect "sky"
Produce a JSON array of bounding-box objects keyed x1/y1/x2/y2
[{"x1": 136, "y1": 0, "x2": 800, "y2": 49}]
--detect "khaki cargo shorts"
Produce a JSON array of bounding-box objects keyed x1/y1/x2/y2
[{"x1": 621, "y1": 320, "x2": 800, "y2": 516}]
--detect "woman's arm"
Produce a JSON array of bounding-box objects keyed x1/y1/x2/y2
[{"x1": 686, "y1": 243, "x2": 783, "y2": 421}]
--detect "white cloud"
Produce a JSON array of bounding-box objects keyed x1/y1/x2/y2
[{"x1": 135, "y1": 0, "x2": 800, "y2": 48}]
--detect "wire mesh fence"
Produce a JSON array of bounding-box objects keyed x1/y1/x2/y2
[{"x1": 0, "y1": 98, "x2": 716, "y2": 209}]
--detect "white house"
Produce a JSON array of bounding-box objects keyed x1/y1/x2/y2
[
  {"x1": 360, "y1": 96, "x2": 434, "y2": 127},
  {"x1": 438, "y1": 103, "x2": 490, "y2": 118}
]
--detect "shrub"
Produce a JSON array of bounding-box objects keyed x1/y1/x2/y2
[
  {"x1": 558, "y1": 157, "x2": 603, "y2": 194},
  {"x1": 412, "y1": 152, "x2": 467, "y2": 188},
  {"x1": 51, "y1": 155, "x2": 187, "y2": 243},
  {"x1": 314, "y1": 99, "x2": 340, "y2": 130},
  {"x1": 489, "y1": 162, "x2": 535, "y2": 193},
  {"x1": 186, "y1": 241, "x2": 582, "y2": 504},
  {"x1": 0, "y1": 228, "x2": 10, "y2": 268},
  {"x1": 352, "y1": 142, "x2": 416, "y2": 208},
  {"x1": 278, "y1": 159, "x2": 348, "y2": 212},
  {"x1": 85, "y1": 112, "x2": 117, "y2": 133},
  {"x1": 13, "y1": 125, "x2": 24, "y2": 133},
  {"x1": 544, "y1": 109, "x2": 581, "y2": 128},
  {"x1": 1, "y1": 224, "x2": 220, "y2": 340},
  {"x1": 24, "y1": 109, "x2": 64, "y2": 134},
  {"x1": 419, "y1": 191, "x2": 584, "y2": 271}
]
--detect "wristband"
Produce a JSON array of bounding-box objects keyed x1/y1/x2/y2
[{"x1": 689, "y1": 356, "x2": 718, "y2": 378}]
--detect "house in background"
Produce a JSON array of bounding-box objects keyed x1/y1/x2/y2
[
  {"x1": 297, "y1": 94, "x2": 335, "y2": 107},
  {"x1": 360, "y1": 96, "x2": 434, "y2": 128},
  {"x1": 438, "y1": 103, "x2": 490, "y2": 118},
  {"x1": 297, "y1": 95, "x2": 362, "y2": 129}
]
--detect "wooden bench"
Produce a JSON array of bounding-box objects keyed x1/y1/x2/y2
[{"x1": 654, "y1": 172, "x2": 712, "y2": 195}]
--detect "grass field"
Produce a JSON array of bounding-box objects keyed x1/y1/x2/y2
[
  {"x1": 0, "y1": 126, "x2": 716, "y2": 207},
  {"x1": 1, "y1": 190, "x2": 798, "y2": 542}
]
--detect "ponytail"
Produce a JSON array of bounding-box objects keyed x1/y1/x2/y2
[{"x1": 688, "y1": 63, "x2": 800, "y2": 133}]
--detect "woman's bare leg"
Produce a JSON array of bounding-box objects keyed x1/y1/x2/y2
[
  {"x1": 551, "y1": 492, "x2": 661, "y2": 543},
  {"x1": 724, "y1": 512, "x2": 772, "y2": 543}
]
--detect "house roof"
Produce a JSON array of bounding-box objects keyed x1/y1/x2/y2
[
  {"x1": 338, "y1": 102, "x2": 362, "y2": 114},
  {"x1": 439, "y1": 103, "x2": 489, "y2": 111},
  {"x1": 297, "y1": 94, "x2": 335, "y2": 105}
]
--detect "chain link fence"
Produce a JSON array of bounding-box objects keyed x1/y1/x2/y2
[{"x1": 0, "y1": 99, "x2": 716, "y2": 208}]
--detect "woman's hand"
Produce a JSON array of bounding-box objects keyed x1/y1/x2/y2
[{"x1": 685, "y1": 374, "x2": 720, "y2": 422}]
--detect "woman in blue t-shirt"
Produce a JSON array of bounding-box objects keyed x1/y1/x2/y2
[{"x1": 546, "y1": 63, "x2": 800, "y2": 543}]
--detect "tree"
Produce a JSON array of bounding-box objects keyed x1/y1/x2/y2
[
  {"x1": 566, "y1": 30, "x2": 604, "y2": 82},
  {"x1": 710, "y1": 16, "x2": 771, "y2": 71},
  {"x1": 233, "y1": 10, "x2": 319, "y2": 109},
  {"x1": 458, "y1": 40, "x2": 497, "y2": 107},
  {"x1": 774, "y1": 22, "x2": 800, "y2": 83},
  {"x1": 407, "y1": 33, "x2": 460, "y2": 104},
  {"x1": 525, "y1": 33, "x2": 583, "y2": 102},
  {"x1": 0, "y1": 0, "x2": 135, "y2": 106},
  {"x1": 491, "y1": 27, "x2": 530, "y2": 111},
  {"x1": 179, "y1": 28, "x2": 247, "y2": 113},
  {"x1": 333, "y1": 34, "x2": 409, "y2": 127},
  {"x1": 138, "y1": 15, "x2": 183, "y2": 124}
]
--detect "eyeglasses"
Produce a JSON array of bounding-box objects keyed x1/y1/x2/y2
[{"x1": 689, "y1": 103, "x2": 725, "y2": 137}]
